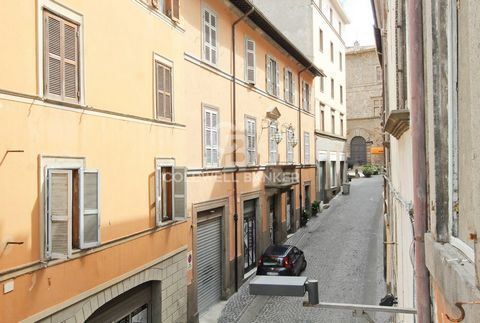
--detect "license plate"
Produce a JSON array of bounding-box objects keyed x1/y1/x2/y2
[{"x1": 266, "y1": 272, "x2": 279, "y2": 276}]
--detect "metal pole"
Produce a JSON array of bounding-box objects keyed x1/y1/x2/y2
[{"x1": 407, "y1": 0, "x2": 431, "y2": 321}]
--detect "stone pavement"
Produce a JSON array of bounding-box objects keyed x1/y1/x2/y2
[{"x1": 218, "y1": 176, "x2": 393, "y2": 323}]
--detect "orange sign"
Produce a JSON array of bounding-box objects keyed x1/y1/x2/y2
[{"x1": 371, "y1": 147, "x2": 384, "y2": 154}]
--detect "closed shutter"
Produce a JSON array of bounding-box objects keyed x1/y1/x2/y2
[
  {"x1": 287, "y1": 129, "x2": 294, "y2": 163},
  {"x1": 204, "y1": 109, "x2": 218, "y2": 167},
  {"x1": 266, "y1": 55, "x2": 272, "y2": 94},
  {"x1": 155, "y1": 62, "x2": 172, "y2": 120},
  {"x1": 79, "y1": 169, "x2": 100, "y2": 248},
  {"x1": 46, "y1": 169, "x2": 72, "y2": 259},
  {"x1": 173, "y1": 167, "x2": 187, "y2": 220},
  {"x1": 197, "y1": 216, "x2": 222, "y2": 314},
  {"x1": 292, "y1": 76, "x2": 296, "y2": 104},
  {"x1": 245, "y1": 38, "x2": 255, "y2": 84},
  {"x1": 304, "y1": 133, "x2": 310, "y2": 164},
  {"x1": 203, "y1": 9, "x2": 217, "y2": 64},
  {"x1": 275, "y1": 61, "x2": 280, "y2": 96},
  {"x1": 284, "y1": 68, "x2": 289, "y2": 101},
  {"x1": 44, "y1": 11, "x2": 79, "y2": 103},
  {"x1": 269, "y1": 123, "x2": 277, "y2": 163},
  {"x1": 211, "y1": 112, "x2": 218, "y2": 165},
  {"x1": 246, "y1": 119, "x2": 256, "y2": 164}
]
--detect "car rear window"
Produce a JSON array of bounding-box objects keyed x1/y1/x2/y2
[
  {"x1": 262, "y1": 255, "x2": 283, "y2": 267},
  {"x1": 268, "y1": 245, "x2": 290, "y2": 256}
]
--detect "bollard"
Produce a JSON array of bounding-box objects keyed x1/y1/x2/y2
[{"x1": 305, "y1": 280, "x2": 319, "y2": 305}]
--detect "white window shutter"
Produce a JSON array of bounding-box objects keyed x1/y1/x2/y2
[
  {"x1": 155, "y1": 166, "x2": 162, "y2": 226},
  {"x1": 266, "y1": 55, "x2": 272, "y2": 94},
  {"x1": 275, "y1": 63, "x2": 280, "y2": 96},
  {"x1": 173, "y1": 167, "x2": 187, "y2": 220},
  {"x1": 284, "y1": 68, "x2": 289, "y2": 101},
  {"x1": 204, "y1": 111, "x2": 212, "y2": 166},
  {"x1": 46, "y1": 169, "x2": 72, "y2": 259},
  {"x1": 292, "y1": 76, "x2": 296, "y2": 104},
  {"x1": 79, "y1": 169, "x2": 101, "y2": 249},
  {"x1": 211, "y1": 112, "x2": 218, "y2": 166}
]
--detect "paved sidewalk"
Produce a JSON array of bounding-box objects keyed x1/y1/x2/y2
[{"x1": 218, "y1": 176, "x2": 391, "y2": 323}]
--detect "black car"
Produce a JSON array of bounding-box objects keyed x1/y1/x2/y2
[{"x1": 256, "y1": 245, "x2": 307, "y2": 276}]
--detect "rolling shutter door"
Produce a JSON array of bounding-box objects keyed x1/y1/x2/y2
[{"x1": 197, "y1": 215, "x2": 222, "y2": 314}]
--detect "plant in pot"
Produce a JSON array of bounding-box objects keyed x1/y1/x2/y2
[
  {"x1": 372, "y1": 165, "x2": 379, "y2": 175},
  {"x1": 311, "y1": 201, "x2": 320, "y2": 216},
  {"x1": 300, "y1": 209, "x2": 310, "y2": 227},
  {"x1": 362, "y1": 164, "x2": 374, "y2": 178}
]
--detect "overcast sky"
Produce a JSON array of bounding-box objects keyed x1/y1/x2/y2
[{"x1": 340, "y1": 0, "x2": 375, "y2": 47}]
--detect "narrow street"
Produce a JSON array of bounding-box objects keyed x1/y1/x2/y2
[{"x1": 218, "y1": 176, "x2": 390, "y2": 323}]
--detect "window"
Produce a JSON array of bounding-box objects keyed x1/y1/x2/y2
[
  {"x1": 331, "y1": 112, "x2": 335, "y2": 134},
  {"x1": 350, "y1": 136, "x2": 367, "y2": 164},
  {"x1": 245, "y1": 38, "x2": 256, "y2": 84},
  {"x1": 155, "y1": 61, "x2": 172, "y2": 120},
  {"x1": 287, "y1": 128, "x2": 294, "y2": 164},
  {"x1": 376, "y1": 65, "x2": 382, "y2": 82},
  {"x1": 304, "y1": 183, "x2": 311, "y2": 211},
  {"x1": 269, "y1": 121, "x2": 278, "y2": 164},
  {"x1": 302, "y1": 81, "x2": 311, "y2": 111},
  {"x1": 155, "y1": 159, "x2": 187, "y2": 225},
  {"x1": 339, "y1": 52, "x2": 343, "y2": 71},
  {"x1": 320, "y1": 109, "x2": 325, "y2": 131},
  {"x1": 204, "y1": 107, "x2": 219, "y2": 167},
  {"x1": 44, "y1": 11, "x2": 80, "y2": 104},
  {"x1": 246, "y1": 118, "x2": 256, "y2": 165},
  {"x1": 304, "y1": 132, "x2": 310, "y2": 164},
  {"x1": 266, "y1": 55, "x2": 280, "y2": 96},
  {"x1": 44, "y1": 166, "x2": 100, "y2": 259},
  {"x1": 284, "y1": 68, "x2": 295, "y2": 104},
  {"x1": 152, "y1": 0, "x2": 180, "y2": 21},
  {"x1": 331, "y1": 78, "x2": 335, "y2": 99},
  {"x1": 338, "y1": 21, "x2": 342, "y2": 36},
  {"x1": 319, "y1": 28, "x2": 324, "y2": 52},
  {"x1": 320, "y1": 76, "x2": 324, "y2": 92},
  {"x1": 330, "y1": 42, "x2": 334, "y2": 63},
  {"x1": 373, "y1": 98, "x2": 382, "y2": 117},
  {"x1": 331, "y1": 161, "x2": 336, "y2": 187},
  {"x1": 340, "y1": 85, "x2": 343, "y2": 104},
  {"x1": 203, "y1": 8, "x2": 217, "y2": 65},
  {"x1": 340, "y1": 115, "x2": 344, "y2": 136},
  {"x1": 329, "y1": 8, "x2": 333, "y2": 23}
]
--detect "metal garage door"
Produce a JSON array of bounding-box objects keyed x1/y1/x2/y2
[{"x1": 197, "y1": 215, "x2": 222, "y2": 314}]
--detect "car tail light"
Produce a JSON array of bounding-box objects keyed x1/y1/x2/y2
[{"x1": 283, "y1": 257, "x2": 289, "y2": 268}]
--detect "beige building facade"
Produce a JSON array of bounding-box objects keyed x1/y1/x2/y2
[
  {"x1": 345, "y1": 45, "x2": 384, "y2": 168},
  {"x1": 0, "y1": 0, "x2": 321, "y2": 322},
  {"x1": 251, "y1": 0, "x2": 349, "y2": 203}
]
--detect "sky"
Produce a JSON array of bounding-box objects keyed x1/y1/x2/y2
[{"x1": 340, "y1": 0, "x2": 375, "y2": 47}]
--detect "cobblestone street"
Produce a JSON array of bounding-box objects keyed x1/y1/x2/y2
[{"x1": 218, "y1": 176, "x2": 391, "y2": 323}]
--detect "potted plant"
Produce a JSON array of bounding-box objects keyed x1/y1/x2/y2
[
  {"x1": 372, "y1": 165, "x2": 379, "y2": 175},
  {"x1": 300, "y1": 209, "x2": 310, "y2": 226},
  {"x1": 362, "y1": 164, "x2": 374, "y2": 178},
  {"x1": 311, "y1": 201, "x2": 320, "y2": 216}
]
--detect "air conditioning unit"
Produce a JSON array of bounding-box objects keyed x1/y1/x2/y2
[{"x1": 151, "y1": 0, "x2": 159, "y2": 9}]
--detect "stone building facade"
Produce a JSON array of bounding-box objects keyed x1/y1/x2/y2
[{"x1": 345, "y1": 45, "x2": 384, "y2": 168}]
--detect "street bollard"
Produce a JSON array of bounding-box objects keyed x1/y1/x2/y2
[{"x1": 305, "y1": 280, "x2": 319, "y2": 305}]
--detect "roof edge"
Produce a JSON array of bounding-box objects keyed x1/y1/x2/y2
[{"x1": 331, "y1": 0, "x2": 350, "y2": 24}]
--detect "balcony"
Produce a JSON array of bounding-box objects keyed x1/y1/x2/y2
[{"x1": 264, "y1": 165, "x2": 299, "y2": 189}]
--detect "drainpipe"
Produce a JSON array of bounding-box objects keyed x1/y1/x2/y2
[
  {"x1": 407, "y1": 0, "x2": 431, "y2": 322},
  {"x1": 232, "y1": 6, "x2": 254, "y2": 292},
  {"x1": 297, "y1": 66, "x2": 311, "y2": 222}
]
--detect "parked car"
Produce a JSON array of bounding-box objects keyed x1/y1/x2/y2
[{"x1": 256, "y1": 245, "x2": 307, "y2": 276}]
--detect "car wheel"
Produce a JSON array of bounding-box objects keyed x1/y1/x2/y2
[{"x1": 301, "y1": 260, "x2": 307, "y2": 273}]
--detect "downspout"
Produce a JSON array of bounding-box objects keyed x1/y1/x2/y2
[
  {"x1": 407, "y1": 0, "x2": 431, "y2": 322},
  {"x1": 297, "y1": 65, "x2": 311, "y2": 222},
  {"x1": 232, "y1": 6, "x2": 254, "y2": 292}
]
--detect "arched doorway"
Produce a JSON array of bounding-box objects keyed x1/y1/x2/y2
[{"x1": 350, "y1": 136, "x2": 367, "y2": 165}]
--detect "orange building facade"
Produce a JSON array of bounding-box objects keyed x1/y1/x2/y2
[{"x1": 0, "y1": 0, "x2": 322, "y2": 322}]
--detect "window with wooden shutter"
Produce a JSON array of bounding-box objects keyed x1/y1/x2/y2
[
  {"x1": 79, "y1": 169, "x2": 100, "y2": 248},
  {"x1": 246, "y1": 118, "x2": 256, "y2": 165},
  {"x1": 46, "y1": 169, "x2": 72, "y2": 259},
  {"x1": 304, "y1": 132, "x2": 310, "y2": 164},
  {"x1": 155, "y1": 163, "x2": 173, "y2": 224},
  {"x1": 155, "y1": 62, "x2": 172, "y2": 121},
  {"x1": 165, "y1": 0, "x2": 180, "y2": 21},
  {"x1": 44, "y1": 11, "x2": 79, "y2": 104},
  {"x1": 269, "y1": 121, "x2": 278, "y2": 164},
  {"x1": 173, "y1": 167, "x2": 187, "y2": 220},
  {"x1": 287, "y1": 129, "x2": 294, "y2": 164},
  {"x1": 245, "y1": 38, "x2": 256, "y2": 84},
  {"x1": 266, "y1": 56, "x2": 279, "y2": 96},
  {"x1": 284, "y1": 69, "x2": 294, "y2": 104},
  {"x1": 302, "y1": 81, "x2": 310, "y2": 111},
  {"x1": 203, "y1": 8, "x2": 217, "y2": 65},
  {"x1": 204, "y1": 108, "x2": 219, "y2": 167}
]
